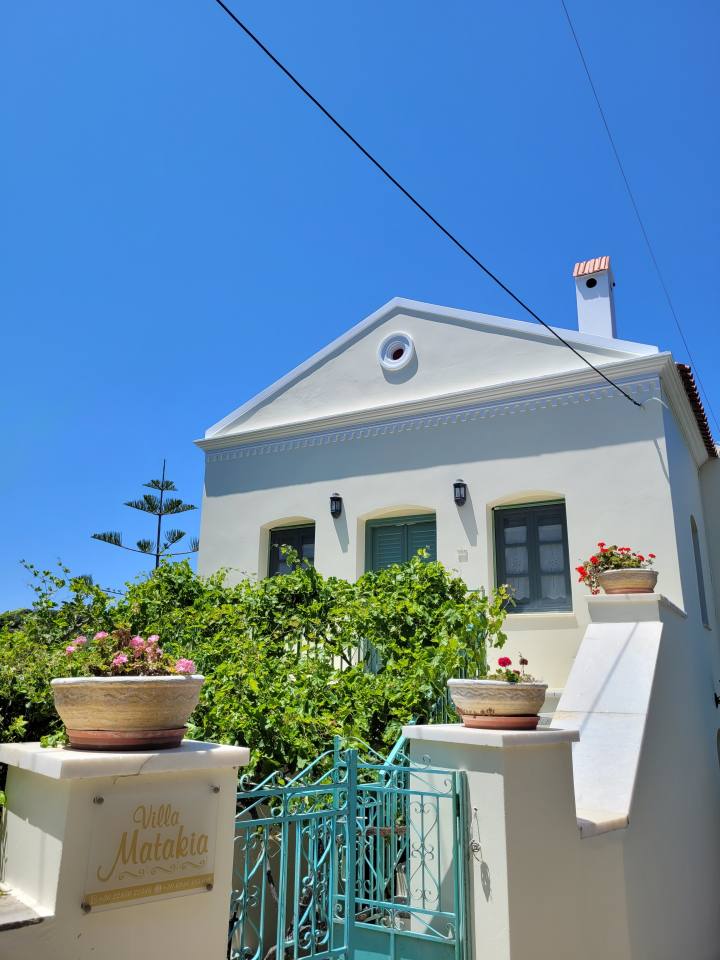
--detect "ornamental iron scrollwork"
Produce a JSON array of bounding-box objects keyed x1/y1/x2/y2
[{"x1": 228, "y1": 735, "x2": 467, "y2": 960}]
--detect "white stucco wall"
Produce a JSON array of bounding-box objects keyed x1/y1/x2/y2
[
  {"x1": 0, "y1": 742, "x2": 248, "y2": 960},
  {"x1": 405, "y1": 595, "x2": 720, "y2": 960},
  {"x1": 199, "y1": 378, "x2": 684, "y2": 688}
]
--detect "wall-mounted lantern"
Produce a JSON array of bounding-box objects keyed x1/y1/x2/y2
[
  {"x1": 453, "y1": 479, "x2": 467, "y2": 506},
  {"x1": 330, "y1": 493, "x2": 343, "y2": 518}
]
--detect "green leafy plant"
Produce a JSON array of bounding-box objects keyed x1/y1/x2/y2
[
  {"x1": 486, "y1": 654, "x2": 535, "y2": 684},
  {"x1": 577, "y1": 542, "x2": 656, "y2": 595},
  {"x1": 62, "y1": 629, "x2": 196, "y2": 677},
  {"x1": 0, "y1": 554, "x2": 509, "y2": 779}
]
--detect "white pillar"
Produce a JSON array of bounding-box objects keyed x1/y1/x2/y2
[
  {"x1": 403, "y1": 725, "x2": 581, "y2": 960},
  {"x1": 0, "y1": 740, "x2": 248, "y2": 960}
]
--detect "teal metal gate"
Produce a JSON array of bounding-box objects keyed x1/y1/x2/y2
[{"x1": 229, "y1": 739, "x2": 468, "y2": 960}]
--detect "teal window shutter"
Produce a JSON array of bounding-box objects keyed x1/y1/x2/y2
[
  {"x1": 366, "y1": 515, "x2": 437, "y2": 572},
  {"x1": 407, "y1": 520, "x2": 437, "y2": 562},
  {"x1": 371, "y1": 525, "x2": 405, "y2": 571}
]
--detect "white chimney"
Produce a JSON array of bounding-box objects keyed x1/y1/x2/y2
[{"x1": 573, "y1": 255, "x2": 616, "y2": 338}]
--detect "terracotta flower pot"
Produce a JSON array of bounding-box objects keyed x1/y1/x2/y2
[
  {"x1": 51, "y1": 675, "x2": 204, "y2": 751},
  {"x1": 596, "y1": 568, "x2": 658, "y2": 595},
  {"x1": 447, "y1": 678, "x2": 548, "y2": 731}
]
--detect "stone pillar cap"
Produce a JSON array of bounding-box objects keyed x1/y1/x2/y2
[
  {"x1": 0, "y1": 740, "x2": 249, "y2": 781},
  {"x1": 402, "y1": 724, "x2": 579, "y2": 748}
]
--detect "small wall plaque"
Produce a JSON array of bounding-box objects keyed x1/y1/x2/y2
[{"x1": 83, "y1": 777, "x2": 218, "y2": 911}]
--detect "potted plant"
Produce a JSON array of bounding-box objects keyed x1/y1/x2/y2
[
  {"x1": 51, "y1": 629, "x2": 203, "y2": 750},
  {"x1": 447, "y1": 656, "x2": 547, "y2": 730},
  {"x1": 577, "y1": 542, "x2": 657, "y2": 595}
]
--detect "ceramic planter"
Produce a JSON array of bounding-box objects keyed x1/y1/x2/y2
[
  {"x1": 51, "y1": 675, "x2": 204, "y2": 751},
  {"x1": 596, "y1": 568, "x2": 658, "y2": 595},
  {"x1": 447, "y1": 678, "x2": 548, "y2": 730}
]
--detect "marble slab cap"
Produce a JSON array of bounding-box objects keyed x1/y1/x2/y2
[
  {"x1": 0, "y1": 740, "x2": 249, "y2": 780},
  {"x1": 402, "y1": 724, "x2": 579, "y2": 748}
]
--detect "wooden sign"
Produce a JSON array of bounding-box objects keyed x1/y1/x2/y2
[{"x1": 83, "y1": 777, "x2": 219, "y2": 911}]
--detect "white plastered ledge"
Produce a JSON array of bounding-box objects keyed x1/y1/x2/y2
[
  {"x1": 0, "y1": 740, "x2": 250, "y2": 780},
  {"x1": 402, "y1": 724, "x2": 578, "y2": 748},
  {"x1": 553, "y1": 593, "x2": 685, "y2": 838}
]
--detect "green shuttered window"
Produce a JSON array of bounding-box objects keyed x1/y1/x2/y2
[
  {"x1": 366, "y1": 515, "x2": 437, "y2": 572},
  {"x1": 494, "y1": 503, "x2": 571, "y2": 612}
]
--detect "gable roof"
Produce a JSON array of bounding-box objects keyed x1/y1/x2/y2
[
  {"x1": 676, "y1": 364, "x2": 717, "y2": 458},
  {"x1": 202, "y1": 296, "x2": 659, "y2": 440}
]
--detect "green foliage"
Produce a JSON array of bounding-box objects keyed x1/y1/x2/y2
[{"x1": 0, "y1": 555, "x2": 508, "y2": 779}]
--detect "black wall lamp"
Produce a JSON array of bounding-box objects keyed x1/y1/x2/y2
[
  {"x1": 453, "y1": 479, "x2": 467, "y2": 506},
  {"x1": 330, "y1": 493, "x2": 343, "y2": 518}
]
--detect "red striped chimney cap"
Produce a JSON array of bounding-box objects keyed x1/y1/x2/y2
[{"x1": 573, "y1": 256, "x2": 611, "y2": 277}]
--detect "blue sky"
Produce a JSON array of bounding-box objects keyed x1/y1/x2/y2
[{"x1": 2, "y1": 1, "x2": 718, "y2": 610}]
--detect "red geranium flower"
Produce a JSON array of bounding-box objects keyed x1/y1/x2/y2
[
  {"x1": 590, "y1": 555, "x2": 599, "y2": 564},
  {"x1": 597, "y1": 541, "x2": 606, "y2": 548},
  {"x1": 498, "y1": 656, "x2": 512, "y2": 668},
  {"x1": 648, "y1": 553, "x2": 656, "y2": 559}
]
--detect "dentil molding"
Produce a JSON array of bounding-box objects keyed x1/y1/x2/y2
[{"x1": 204, "y1": 376, "x2": 661, "y2": 464}]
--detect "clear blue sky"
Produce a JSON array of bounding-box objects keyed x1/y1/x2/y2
[{"x1": 2, "y1": 1, "x2": 718, "y2": 610}]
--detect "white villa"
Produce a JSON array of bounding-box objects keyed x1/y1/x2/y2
[
  {"x1": 192, "y1": 258, "x2": 720, "y2": 958},
  {"x1": 4, "y1": 258, "x2": 720, "y2": 959},
  {"x1": 196, "y1": 257, "x2": 720, "y2": 690}
]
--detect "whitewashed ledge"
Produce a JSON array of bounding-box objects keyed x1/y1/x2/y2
[
  {"x1": 576, "y1": 808, "x2": 629, "y2": 839},
  {"x1": 0, "y1": 890, "x2": 46, "y2": 933},
  {"x1": 0, "y1": 740, "x2": 250, "y2": 780},
  {"x1": 403, "y1": 723, "x2": 579, "y2": 748}
]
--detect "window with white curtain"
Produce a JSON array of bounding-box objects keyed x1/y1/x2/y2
[{"x1": 494, "y1": 502, "x2": 572, "y2": 612}]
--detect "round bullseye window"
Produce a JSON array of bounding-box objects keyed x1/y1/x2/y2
[{"x1": 378, "y1": 332, "x2": 414, "y2": 372}]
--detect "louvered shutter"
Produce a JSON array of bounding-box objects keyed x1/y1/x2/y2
[
  {"x1": 406, "y1": 520, "x2": 437, "y2": 562},
  {"x1": 371, "y1": 525, "x2": 405, "y2": 571}
]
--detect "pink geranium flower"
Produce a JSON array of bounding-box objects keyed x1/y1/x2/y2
[
  {"x1": 94, "y1": 631, "x2": 109, "y2": 640},
  {"x1": 147, "y1": 635, "x2": 160, "y2": 645},
  {"x1": 129, "y1": 636, "x2": 145, "y2": 650},
  {"x1": 74, "y1": 636, "x2": 87, "y2": 646},
  {"x1": 174, "y1": 658, "x2": 196, "y2": 675},
  {"x1": 65, "y1": 645, "x2": 76, "y2": 655},
  {"x1": 112, "y1": 653, "x2": 128, "y2": 667}
]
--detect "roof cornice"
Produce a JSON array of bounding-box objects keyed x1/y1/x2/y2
[
  {"x1": 197, "y1": 353, "x2": 681, "y2": 456},
  {"x1": 659, "y1": 360, "x2": 713, "y2": 466}
]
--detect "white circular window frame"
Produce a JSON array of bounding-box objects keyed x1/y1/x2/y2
[{"x1": 378, "y1": 332, "x2": 415, "y2": 372}]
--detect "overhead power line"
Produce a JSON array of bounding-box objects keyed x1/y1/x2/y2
[
  {"x1": 210, "y1": 0, "x2": 642, "y2": 409},
  {"x1": 560, "y1": 0, "x2": 719, "y2": 433}
]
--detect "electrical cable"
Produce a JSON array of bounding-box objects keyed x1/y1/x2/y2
[
  {"x1": 210, "y1": 0, "x2": 642, "y2": 408},
  {"x1": 560, "y1": 0, "x2": 718, "y2": 432}
]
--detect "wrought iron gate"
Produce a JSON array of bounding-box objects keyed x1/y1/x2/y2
[{"x1": 229, "y1": 738, "x2": 468, "y2": 960}]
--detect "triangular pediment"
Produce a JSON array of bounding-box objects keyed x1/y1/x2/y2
[{"x1": 204, "y1": 298, "x2": 658, "y2": 441}]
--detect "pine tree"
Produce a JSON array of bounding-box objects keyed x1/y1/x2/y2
[{"x1": 92, "y1": 461, "x2": 199, "y2": 569}]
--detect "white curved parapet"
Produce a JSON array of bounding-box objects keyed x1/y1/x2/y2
[{"x1": 553, "y1": 594, "x2": 685, "y2": 837}]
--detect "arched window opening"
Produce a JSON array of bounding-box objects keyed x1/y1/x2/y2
[
  {"x1": 365, "y1": 514, "x2": 436, "y2": 573},
  {"x1": 268, "y1": 523, "x2": 315, "y2": 576},
  {"x1": 690, "y1": 516, "x2": 709, "y2": 627}
]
